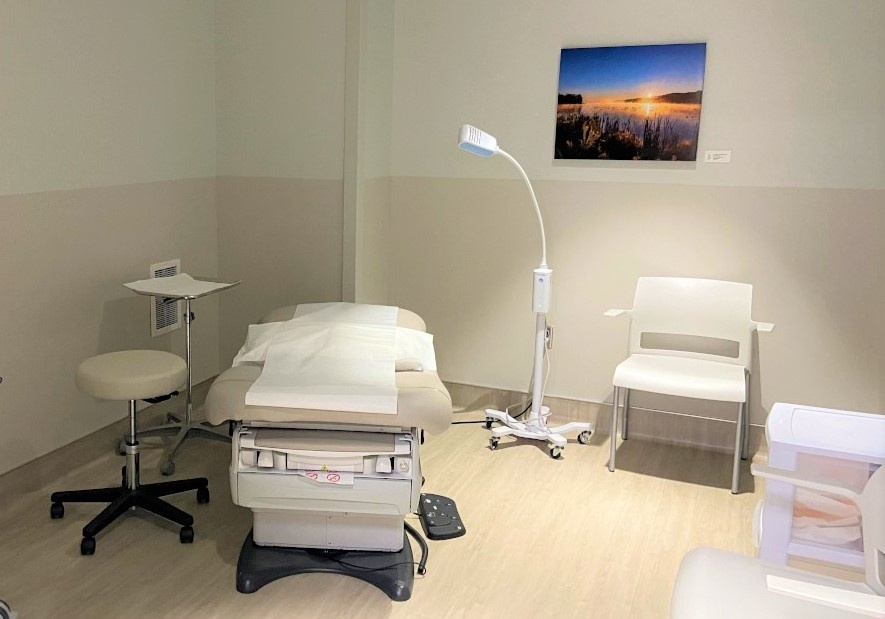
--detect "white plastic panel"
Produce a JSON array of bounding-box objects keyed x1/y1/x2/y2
[
  {"x1": 253, "y1": 510, "x2": 404, "y2": 552},
  {"x1": 769, "y1": 403, "x2": 885, "y2": 459}
]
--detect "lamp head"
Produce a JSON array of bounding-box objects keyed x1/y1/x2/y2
[{"x1": 458, "y1": 124, "x2": 498, "y2": 157}]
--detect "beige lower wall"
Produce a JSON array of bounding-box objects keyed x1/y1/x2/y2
[
  {"x1": 391, "y1": 177, "x2": 884, "y2": 427},
  {"x1": 0, "y1": 178, "x2": 218, "y2": 475},
  {"x1": 355, "y1": 177, "x2": 391, "y2": 305},
  {"x1": 216, "y1": 176, "x2": 344, "y2": 366}
]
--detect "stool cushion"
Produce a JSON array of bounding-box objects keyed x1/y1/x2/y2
[{"x1": 76, "y1": 350, "x2": 187, "y2": 401}]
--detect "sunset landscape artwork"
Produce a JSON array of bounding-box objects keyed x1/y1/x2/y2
[{"x1": 555, "y1": 43, "x2": 706, "y2": 161}]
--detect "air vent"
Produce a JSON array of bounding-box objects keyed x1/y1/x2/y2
[{"x1": 149, "y1": 259, "x2": 182, "y2": 337}]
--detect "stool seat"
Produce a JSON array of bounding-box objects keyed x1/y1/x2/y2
[{"x1": 76, "y1": 350, "x2": 187, "y2": 401}]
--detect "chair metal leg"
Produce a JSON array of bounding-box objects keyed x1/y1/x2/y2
[
  {"x1": 741, "y1": 373, "x2": 751, "y2": 459},
  {"x1": 621, "y1": 388, "x2": 631, "y2": 440},
  {"x1": 609, "y1": 386, "x2": 619, "y2": 472},
  {"x1": 731, "y1": 402, "x2": 744, "y2": 494}
]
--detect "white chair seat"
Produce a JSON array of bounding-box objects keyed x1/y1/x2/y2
[
  {"x1": 671, "y1": 547, "x2": 871, "y2": 618},
  {"x1": 613, "y1": 354, "x2": 747, "y2": 403}
]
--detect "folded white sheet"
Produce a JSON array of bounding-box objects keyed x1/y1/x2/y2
[
  {"x1": 233, "y1": 317, "x2": 436, "y2": 372},
  {"x1": 242, "y1": 303, "x2": 436, "y2": 415}
]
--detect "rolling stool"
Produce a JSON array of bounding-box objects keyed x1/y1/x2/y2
[{"x1": 49, "y1": 350, "x2": 210, "y2": 555}]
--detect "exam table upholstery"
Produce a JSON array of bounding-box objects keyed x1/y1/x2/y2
[{"x1": 204, "y1": 305, "x2": 453, "y2": 433}]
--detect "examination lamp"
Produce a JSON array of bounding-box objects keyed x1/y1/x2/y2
[{"x1": 457, "y1": 124, "x2": 593, "y2": 458}]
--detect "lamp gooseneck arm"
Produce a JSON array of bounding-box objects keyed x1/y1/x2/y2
[{"x1": 496, "y1": 148, "x2": 547, "y2": 268}]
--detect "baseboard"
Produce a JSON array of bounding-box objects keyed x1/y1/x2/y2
[{"x1": 444, "y1": 381, "x2": 764, "y2": 456}]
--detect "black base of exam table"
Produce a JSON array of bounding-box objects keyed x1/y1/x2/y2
[{"x1": 236, "y1": 529, "x2": 419, "y2": 601}]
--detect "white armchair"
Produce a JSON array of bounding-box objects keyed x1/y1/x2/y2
[
  {"x1": 670, "y1": 463, "x2": 885, "y2": 618},
  {"x1": 605, "y1": 277, "x2": 773, "y2": 493}
]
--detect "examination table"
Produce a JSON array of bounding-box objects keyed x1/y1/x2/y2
[{"x1": 204, "y1": 305, "x2": 452, "y2": 600}]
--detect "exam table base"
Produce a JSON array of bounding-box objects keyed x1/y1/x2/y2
[{"x1": 236, "y1": 530, "x2": 415, "y2": 601}]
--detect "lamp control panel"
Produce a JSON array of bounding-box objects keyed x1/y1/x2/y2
[{"x1": 532, "y1": 268, "x2": 552, "y2": 313}]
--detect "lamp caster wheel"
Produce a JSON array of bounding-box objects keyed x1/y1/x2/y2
[
  {"x1": 180, "y1": 526, "x2": 194, "y2": 544},
  {"x1": 196, "y1": 486, "x2": 210, "y2": 504},
  {"x1": 160, "y1": 460, "x2": 175, "y2": 476},
  {"x1": 577, "y1": 430, "x2": 592, "y2": 445},
  {"x1": 80, "y1": 537, "x2": 96, "y2": 555},
  {"x1": 489, "y1": 437, "x2": 499, "y2": 450},
  {"x1": 485, "y1": 418, "x2": 493, "y2": 429},
  {"x1": 50, "y1": 502, "x2": 64, "y2": 519},
  {"x1": 549, "y1": 445, "x2": 562, "y2": 459}
]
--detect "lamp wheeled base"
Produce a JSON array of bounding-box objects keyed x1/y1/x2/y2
[{"x1": 486, "y1": 407, "x2": 593, "y2": 459}]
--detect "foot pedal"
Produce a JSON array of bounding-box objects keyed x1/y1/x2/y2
[{"x1": 418, "y1": 493, "x2": 466, "y2": 540}]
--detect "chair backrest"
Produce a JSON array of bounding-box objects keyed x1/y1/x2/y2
[
  {"x1": 628, "y1": 277, "x2": 756, "y2": 367},
  {"x1": 860, "y1": 464, "x2": 885, "y2": 595}
]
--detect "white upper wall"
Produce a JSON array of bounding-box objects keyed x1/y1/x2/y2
[
  {"x1": 0, "y1": 0, "x2": 216, "y2": 196},
  {"x1": 215, "y1": 0, "x2": 346, "y2": 180},
  {"x1": 391, "y1": 0, "x2": 884, "y2": 190}
]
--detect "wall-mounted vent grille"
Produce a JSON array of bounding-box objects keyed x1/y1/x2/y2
[{"x1": 150, "y1": 259, "x2": 182, "y2": 337}]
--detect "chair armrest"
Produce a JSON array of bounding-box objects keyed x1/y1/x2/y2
[
  {"x1": 604, "y1": 308, "x2": 631, "y2": 318},
  {"x1": 750, "y1": 464, "x2": 861, "y2": 505},
  {"x1": 754, "y1": 321, "x2": 775, "y2": 333},
  {"x1": 767, "y1": 576, "x2": 885, "y2": 617}
]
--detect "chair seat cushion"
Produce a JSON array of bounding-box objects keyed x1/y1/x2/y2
[
  {"x1": 613, "y1": 354, "x2": 747, "y2": 402},
  {"x1": 671, "y1": 547, "x2": 871, "y2": 619},
  {"x1": 76, "y1": 350, "x2": 187, "y2": 401}
]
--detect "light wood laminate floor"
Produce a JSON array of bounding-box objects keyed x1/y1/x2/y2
[{"x1": 0, "y1": 395, "x2": 763, "y2": 618}]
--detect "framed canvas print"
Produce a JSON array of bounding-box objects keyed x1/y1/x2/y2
[{"x1": 555, "y1": 43, "x2": 706, "y2": 161}]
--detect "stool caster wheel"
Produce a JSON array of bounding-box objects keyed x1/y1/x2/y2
[
  {"x1": 160, "y1": 460, "x2": 175, "y2": 476},
  {"x1": 81, "y1": 537, "x2": 96, "y2": 555},
  {"x1": 489, "y1": 437, "x2": 499, "y2": 450},
  {"x1": 549, "y1": 445, "x2": 563, "y2": 459},
  {"x1": 197, "y1": 486, "x2": 210, "y2": 504},
  {"x1": 117, "y1": 440, "x2": 126, "y2": 455},
  {"x1": 180, "y1": 526, "x2": 194, "y2": 544},
  {"x1": 50, "y1": 502, "x2": 64, "y2": 519},
  {"x1": 577, "y1": 430, "x2": 592, "y2": 445},
  {"x1": 485, "y1": 417, "x2": 493, "y2": 429},
  {"x1": 228, "y1": 420, "x2": 236, "y2": 437}
]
